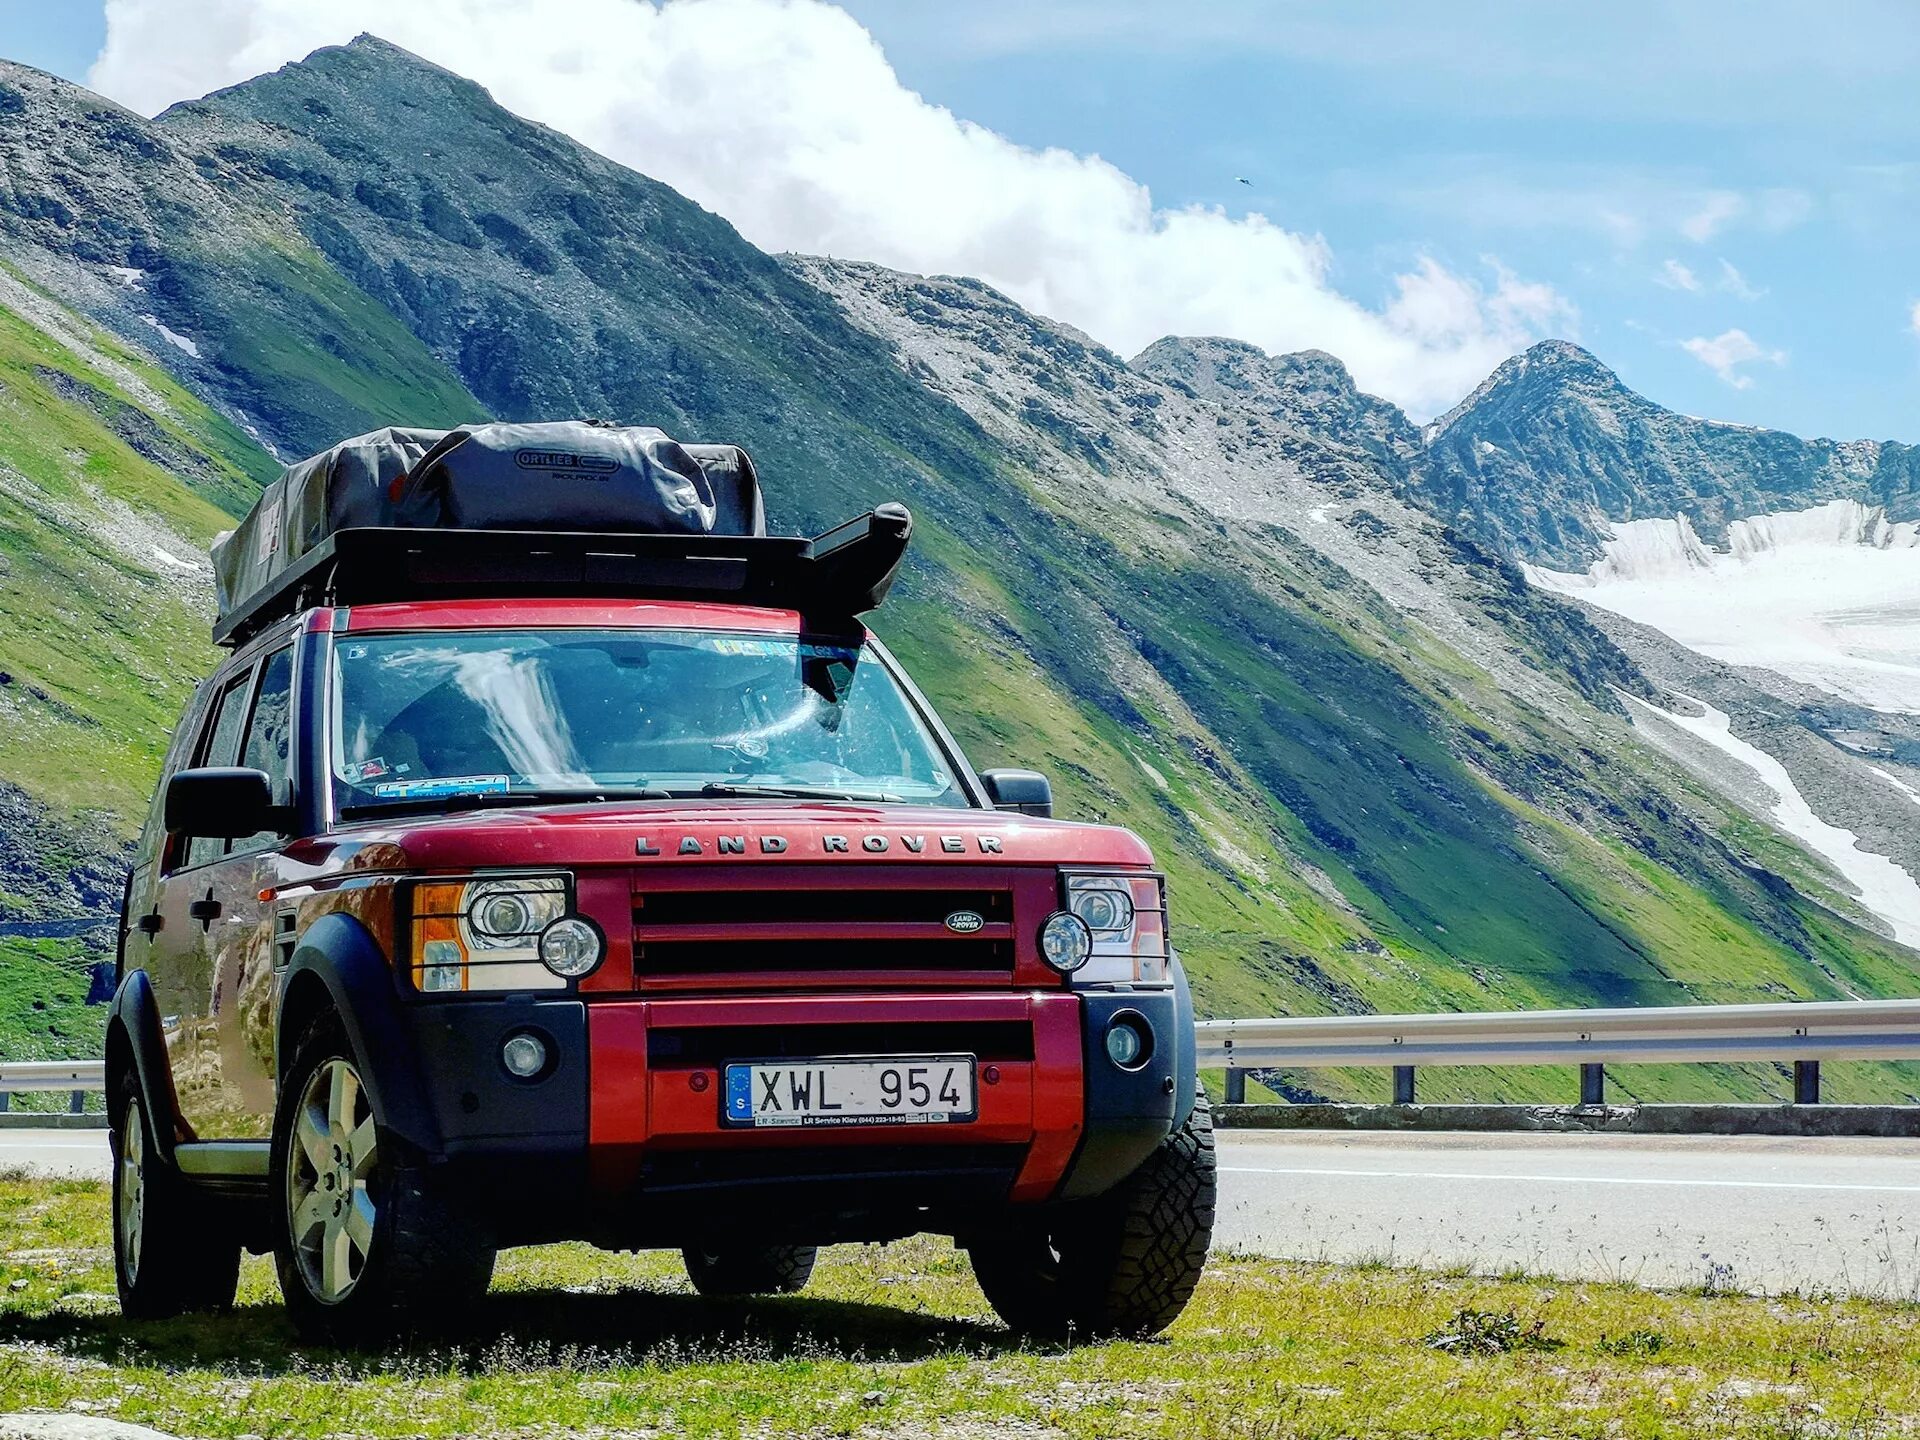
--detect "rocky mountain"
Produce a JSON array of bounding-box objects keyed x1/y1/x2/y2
[
  {"x1": 2, "y1": 38, "x2": 1916, "y2": 1102},
  {"x1": 1421, "y1": 340, "x2": 1920, "y2": 570}
]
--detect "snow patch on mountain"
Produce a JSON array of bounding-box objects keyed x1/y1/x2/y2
[
  {"x1": 1622, "y1": 693, "x2": 1920, "y2": 947},
  {"x1": 1869, "y1": 766, "x2": 1920, "y2": 810},
  {"x1": 1530, "y1": 501, "x2": 1920, "y2": 713},
  {"x1": 140, "y1": 314, "x2": 201, "y2": 358}
]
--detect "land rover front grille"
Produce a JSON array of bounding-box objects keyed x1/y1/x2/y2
[{"x1": 630, "y1": 868, "x2": 1020, "y2": 987}]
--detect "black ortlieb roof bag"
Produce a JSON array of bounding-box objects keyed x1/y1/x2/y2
[{"x1": 212, "y1": 420, "x2": 764, "y2": 621}]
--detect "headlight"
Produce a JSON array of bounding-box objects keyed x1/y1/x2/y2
[
  {"x1": 1061, "y1": 872, "x2": 1169, "y2": 985},
  {"x1": 410, "y1": 873, "x2": 593, "y2": 992},
  {"x1": 1069, "y1": 880, "x2": 1134, "y2": 935},
  {"x1": 465, "y1": 878, "x2": 566, "y2": 947}
]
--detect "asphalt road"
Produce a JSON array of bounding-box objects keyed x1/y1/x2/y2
[
  {"x1": 1217, "y1": 1129, "x2": 1920, "y2": 1298},
  {"x1": 0, "y1": 1129, "x2": 108, "y2": 1180},
  {"x1": 6, "y1": 1127, "x2": 1918, "y2": 1297}
]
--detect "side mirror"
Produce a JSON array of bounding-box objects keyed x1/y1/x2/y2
[
  {"x1": 980, "y1": 768, "x2": 1053, "y2": 818},
  {"x1": 165, "y1": 767, "x2": 288, "y2": 839}
]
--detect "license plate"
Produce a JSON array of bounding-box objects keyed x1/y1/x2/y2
[{"x1": 723, "y1": 1056, "x2": 976, "y2": 1128}]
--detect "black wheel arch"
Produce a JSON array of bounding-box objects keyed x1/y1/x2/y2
[
  {"x1": 279, "y1": 912, "x2": 442, "y2": 1156},
  {"x1": 106, "y1": 968, "x2": 181, "y2": 1164}
]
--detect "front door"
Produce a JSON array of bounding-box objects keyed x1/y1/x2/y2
[{"x1": 148, "y1": 647, "x2": 294, "y2": 1140}]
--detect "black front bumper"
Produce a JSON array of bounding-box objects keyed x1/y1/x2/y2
[
  {"x1": 400, "y1": 995, "x2": 591, "y2": 1243},
  {"x1": 1055, "y1": 989, "x2": 1183, "y2": 1201}
]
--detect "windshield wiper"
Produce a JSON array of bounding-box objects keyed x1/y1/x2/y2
[
  {"x1": 692, "y1": 781, "x2": 906, "y2": 803},
  {"x1": 338, "y1": 786, "x2": 673, "y2": 819}
]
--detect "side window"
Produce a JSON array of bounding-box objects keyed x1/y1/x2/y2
[
  {"x1": 135, "y1": 682, "x2": 218, "y2": 875},
  {"x1": 231, "y1": 647, "x2": 294, "y2": 857},
  {"x1": 182, "y1": 669, "x2": 256, "y2": 870}
]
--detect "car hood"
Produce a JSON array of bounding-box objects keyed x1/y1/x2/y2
[{"x1": 287, "y1": 800, "x2": 1155, "y2": 876}]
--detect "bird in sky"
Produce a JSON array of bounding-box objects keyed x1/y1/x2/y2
[{"x1": 1235, "y1": 176, "x2": 1252, "y2": 186}]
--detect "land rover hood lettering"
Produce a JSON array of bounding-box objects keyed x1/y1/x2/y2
[{"x1": 635, "y1": 832, "x2": 1007, "y2": 857}]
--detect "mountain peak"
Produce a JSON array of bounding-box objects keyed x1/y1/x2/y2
[
  {"x1": 0, "y1": 54, "x2": 144, "y2": 121},
  {"x1": 1520, "y1": 337, "x2": 1608, "y2": 367},
  {"x1": 1131, "y1": 335, "x2": 1365, "y2": 397},
  {"x1": 1283, "y1": 347, "x2": 1350, "y2": 376},
  {"x1": 1131, "y1": 335, "x2": 1418, "y2": 461},
  {"x1": 169, "y1": 33, "x2": 479, "y2": 122},
  {"x1": 1484, "y1": 339, "x2": 1623, "y2": 394},
  {"x1": 326, "y1": 33, "x2": 470, "y2": 81},
  {"x1": 1428, "y1": 339, "x2": 1625, "y2": 440}
]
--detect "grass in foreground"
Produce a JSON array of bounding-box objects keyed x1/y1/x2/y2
[{"x1": 2, "y1": 1175, "x2": 1918, "y2": 1438}]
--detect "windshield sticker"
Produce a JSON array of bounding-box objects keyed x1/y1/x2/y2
[
  {"x1": 702, "y1": 638, "x2": 859, "y2": 660},
  {"x1": 706, "y1": 638, "x2": 789, "y2": 657},
  {"x1": 356, "y1": 758, "x2": 390, "y2": 780},
  {"x1": 371, "y1": 774, "x2": 510, "y2": 799}
]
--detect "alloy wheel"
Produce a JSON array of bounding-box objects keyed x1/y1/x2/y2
[
  {"x1": 117, "y1": 1104, "x2": 145, "y2": 1283},
  {"x1": 286, "y1": 1058, "x2": 378, "y2": 1303}
]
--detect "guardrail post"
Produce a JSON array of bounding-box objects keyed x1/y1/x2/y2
[
  {"x1": 1392, "y1": 1065, "x2": 1415, "y2": 1105},
  {"x1": 1793, "y1": 1060, "x2": 1820, "y2": 1105},
  {"x1": 1580, "y1": 1063, "x2": 1605, "y2": 1107},
  {"x1": 0, "y1": 1092, "x2": 9, "y2": 1113},
  {"x1": 1224, "y1": 1068, "x2": 1247, "y2": 1105},
  {"x1": 70, "y1": 1089, "x2": 86, "y2": 1115}
]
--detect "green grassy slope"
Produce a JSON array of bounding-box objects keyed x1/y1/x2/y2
[
  {"x1": 0, "y1": 270, "x2": 268, "y2": 819},
  {"x1": 0, "y1": 269, "x2": 276, "y2": 1062},
  {"x1": 0, "y1": 937, "x2": 104, "y2": 1088}
]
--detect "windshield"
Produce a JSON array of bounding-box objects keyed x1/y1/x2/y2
[{"x1": 328, "y1": 627, "x2": 970, "y2": 815}]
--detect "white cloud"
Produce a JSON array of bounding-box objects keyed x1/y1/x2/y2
[
  {"x1": 1676, "y1": 189, "x2": 1809, "y2": 245},
  {"x1": 87, "y1": 0, "x2": 1574, "y2": 419},
  {"x1": 1756, "y1": 188, "x2": 1814, "y2": 232},
  {"x1": 1716, "y1": 259, "x2": 1765, "y2": 300},
  {"x1": 1655, "y1": 259, "x2": 1701, "y2": 292},
  {"x1": 1910, "y1": 300, "x2": 1920, "y2": 337},
  {"x1": 1656, "y1": 257, "x2": 1763, "y2": 299},
  {"x1": 1681, "y1": 328, "x2": 1787, "y2": 389},
  {"x1": 1680, "y1": 191, "x2": 1744, "y2": 243}
]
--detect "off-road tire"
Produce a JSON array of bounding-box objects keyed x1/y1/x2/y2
[
  {"x1": 111, "y1": 1073, "x2": 242, "y2": 1319},
  {"x1": 969, "y1": 1088, "x2": 1216, "y2": 1340},
  {"x1": 271, "y1": 1013, "x2": 496, "y2": 1344},
  {"x1": 682, "y1": 1243, "x2": 818, "y2": 1296}
]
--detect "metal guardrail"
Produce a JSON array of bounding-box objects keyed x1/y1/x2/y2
[
  {"x1": 0, "y1": 1059, "x2": 105, "y2": 1115},
  {"x1": 10, "y1": 998, "x2": 1920, "y2": 1116},
  {"x1": 1197, "y1": 997, "x2": 1920, "y2": 1106}
]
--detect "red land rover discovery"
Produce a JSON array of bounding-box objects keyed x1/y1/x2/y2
[{"x1": 108, "y1": 424, "x2": 1215, "y2": 1344}]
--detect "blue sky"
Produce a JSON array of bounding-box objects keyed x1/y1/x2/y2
[{"x1": 5, "y1": 0, "x2": 1917, "y2": 441}]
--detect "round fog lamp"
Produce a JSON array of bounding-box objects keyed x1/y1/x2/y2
[
  {"x1": 538, "y1": 916, "x2": 604, "y2": 977},
  {"x1": 502, "y1": 1032, "x2": 548, "y2": 1078},
  {"x1": 1104, "y1": 1013, "x2": 1151, "y2": 1070},
  {"x1": 1039, "y1": 910, "x2": 1093, "y2": 974}
]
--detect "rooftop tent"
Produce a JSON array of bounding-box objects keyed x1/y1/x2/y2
[
  {"x1": 208, "y1": 419, "x2": 909, "y2": 644},
  {"x1": 211, "y1": 421, "x2": 766, "y2": 619}
]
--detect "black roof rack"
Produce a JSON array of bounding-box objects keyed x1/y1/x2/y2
[{"x1": 213, "y1": 502, "x2": 913, "y2": 647}]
